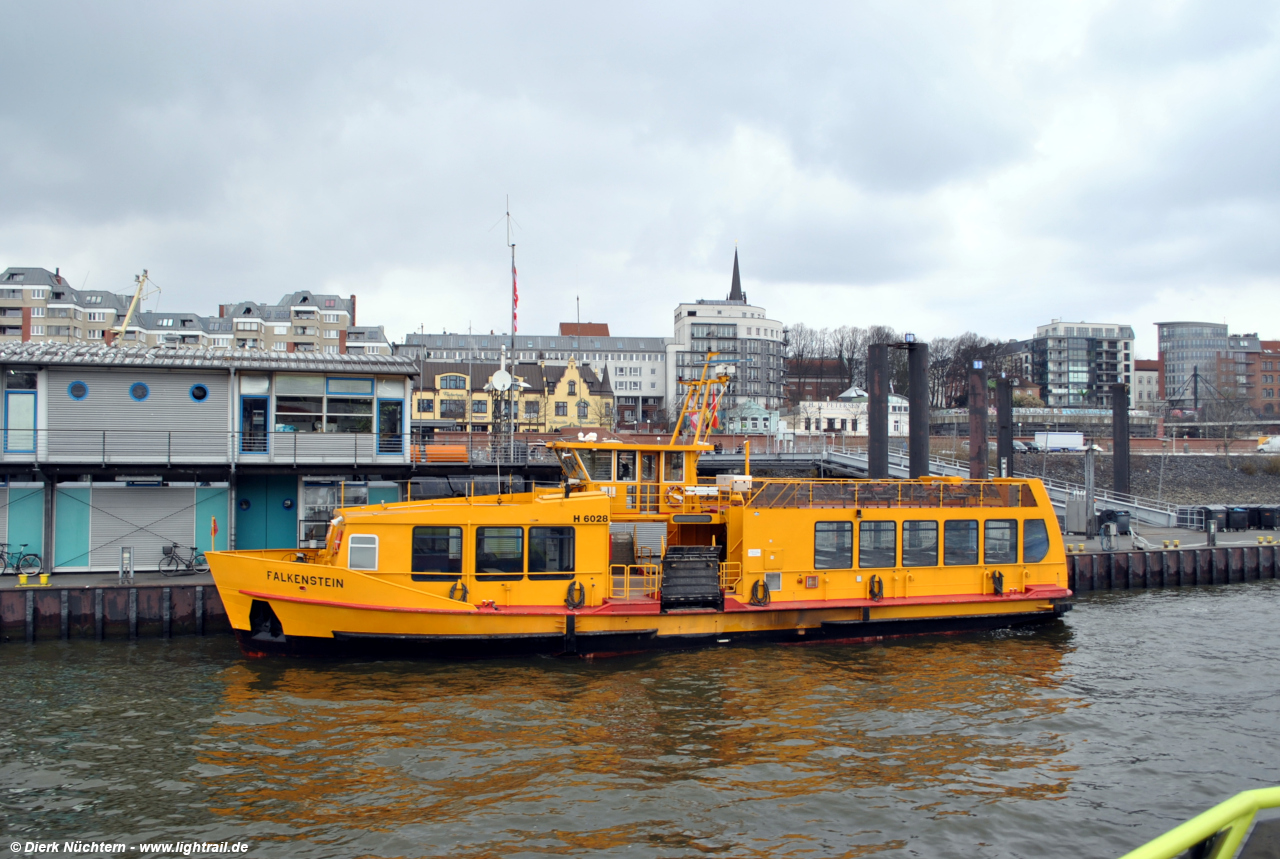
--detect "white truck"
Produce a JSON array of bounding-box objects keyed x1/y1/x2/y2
[
  {"x1": 1035, "y1": 431, "x2": 1087, "y2": 452},
  {"x1": 1259, "y1": 436, "x2": 1280, "y2": 452}
]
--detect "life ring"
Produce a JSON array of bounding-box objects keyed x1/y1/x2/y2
[
  {"x1": 665, "y1": 485, "x2": 685, "y2": 508},
  {"x1": 448, "y1": 580, "x2": 469, "y2": 603},
  {"x1": 565, "y1": 580, "x2": 586, "y2": 609},
  {"x1": 868, "y1": 574, "x2": 884, "y2": 602},
  {"x1": 991, "y1": 570, "x2": 1004, "y2": 596},
  {"x1": 749, "y1": 578, "x2": 771, "y2": 607}
]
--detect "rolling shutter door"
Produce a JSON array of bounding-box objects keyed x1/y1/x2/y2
[{"x1": 89, "y1": 487, "x2": 197, "y2": 570}]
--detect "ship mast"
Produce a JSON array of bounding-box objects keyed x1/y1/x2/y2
[{"x1": 493, "y1": 199, "x2": 518, "y2": 468}]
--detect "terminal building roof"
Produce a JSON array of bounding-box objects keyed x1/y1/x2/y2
[{"x1": 0, "y1": 342, "x2": 416, "y2": 375}]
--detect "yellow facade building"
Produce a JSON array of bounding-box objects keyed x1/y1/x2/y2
[{"x1": 411, "y1": 358, "x2": 613, "y2": 435}]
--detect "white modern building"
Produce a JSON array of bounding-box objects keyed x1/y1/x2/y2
[
  {"x1": 666, "y1": 251, "x2": 786, "y2": 411},
  {"x1": 1014, "y1": 319, "x2": 1136, "y2": 408}
]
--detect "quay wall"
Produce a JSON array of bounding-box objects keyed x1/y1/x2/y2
[
  {"x1": 1067, "y1": 544, "x2": 1280, "y2": 592},
  {"x1": 0, "y1": 583, "x2": 230, "y2": 643},
  {"x1": 3, "y1": 547, "x2": 1276, "y2": 643}
]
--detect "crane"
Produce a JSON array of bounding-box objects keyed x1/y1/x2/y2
[{"x1": 110, "y1": 270, "x2": 160, "y2": 345}]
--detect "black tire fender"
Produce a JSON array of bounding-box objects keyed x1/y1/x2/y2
[{"x1": 749, "y1": 578, "x2": 771, "y2": 607}]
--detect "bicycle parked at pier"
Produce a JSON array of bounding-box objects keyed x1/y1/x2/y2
[
  {"x1": 160, "y1": 543, "x2": 209, "y2": 576},
  {"x1": 0, "y1": 542, "x2": 42, "y2": 575}
]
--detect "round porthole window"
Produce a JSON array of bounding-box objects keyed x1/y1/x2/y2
[
  {"x1": 190, "y1": 384, "x2": 209, "y2": 402},
  {"x1": 68, "y1": 381, "x2": 89, "y2": 400},
  {"x1": 130, "y1": 382, "x2": 150, "y2": 402},
  {"x1": 239, "y1": 498, "x2": 251, "y2": 510}
]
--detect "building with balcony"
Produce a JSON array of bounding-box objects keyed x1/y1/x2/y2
[
  {"x1": 1016, "y1": 320, "x2": 1135, "y2": 408},
  {"x1": 0, "y1": 267, "x2": 388, "y2": 354},
  {"x1": 667, "y1": 251, "x2": 786, "y2": 411},
  {"x1": 0, "y1": 342, "x2": 417, "y2": 570}
]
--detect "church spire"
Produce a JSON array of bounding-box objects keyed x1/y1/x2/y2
[{"x1": 728, "y1": 248, "x2": 744, "y2": 302}]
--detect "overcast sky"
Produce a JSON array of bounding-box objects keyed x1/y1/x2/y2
[{"x1": 3, "y1": 1, "x2": 1277, "y2": 357}]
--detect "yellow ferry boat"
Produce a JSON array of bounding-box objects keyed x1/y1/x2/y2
[{"x1": 207, "y1": 363, "x2": 1072, "y2": 658}]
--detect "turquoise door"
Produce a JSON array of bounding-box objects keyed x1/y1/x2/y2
[{"x1": 235, "y1": 475, "x2": 298, "y2": 549}]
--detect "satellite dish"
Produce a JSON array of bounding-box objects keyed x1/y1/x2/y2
[{"x1": 491, "y1": 370, "x2": 512, "y2": 392}]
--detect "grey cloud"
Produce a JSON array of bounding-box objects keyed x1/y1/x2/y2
[{"x1": 0, "y1": 1, "x2": 1276, "y2": 346}]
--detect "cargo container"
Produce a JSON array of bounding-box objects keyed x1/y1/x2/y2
[{"x1": 1034, "y1": 431, "x2": 1087, "y2": 452}]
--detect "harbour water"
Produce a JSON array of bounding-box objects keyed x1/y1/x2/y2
[{"x1": 4, "y1": 582, "x2": 1280, "y2": 858}]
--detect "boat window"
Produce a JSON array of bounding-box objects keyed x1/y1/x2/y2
[
  {"x1": 944, "y1": 520, "x2": 978, "y2": 565},
  {"x1": 641, "y1": 453, "x2": 658, "y2": 481},
  {"x1": 348, "y1": 534, "x2": 378, "y2": 570},
  {"x1": 985, "y1": 520, "x2": 1018, "y2": 564},
  {"x1": 530, "y1": 527, "x2": 574, "y2": 574},
  {"x1": 578, "y1": 449, "x2": 613, "y2": 481},
  {"x1": 859, "y1": 521, "x2": 896, "y2": 568},
  {"x1": 476, "y1": 527, "x2": 524, "y2": 574},
  {"x1": 902, "y1": 521, "x2": 938, "y2": 567},
  {"x1": 814, "y1": 521, "x2": 852, "y2": 569},
  {"x1": 663, "y1": 452, "x2": 684, "y2": 482},
  {"x1": 412, "y1": 526, "x2": 462, "y2": 573},
  {"x1": 1023, "y1": 520, "x2": 1050, "y2": 563},
  {"x1": 616, "y1": 451, "x2": 636, "y2": 481}
]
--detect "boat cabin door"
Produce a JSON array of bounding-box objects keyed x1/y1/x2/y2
[
  {"x1": 241, "y1": 397, "x2": 268, "y2": 453},
  {"x1": 639, "y1": 452, "x2": 659, "y2": 513}
]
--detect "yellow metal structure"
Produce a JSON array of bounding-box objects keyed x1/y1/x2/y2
[
  {"x1": 208, "y1": 365, "x2": 1073, "y2": 658},
  {"x1": 1117, "y1": 787, "x2": 1280, "y2": 859}
]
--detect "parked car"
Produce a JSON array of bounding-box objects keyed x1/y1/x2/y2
[
  {"x1": 1013, "y1": 440, "x2": 1029, "y2": 453},
  {"x1": 1022, "y1": 440, "x2": 1041, "y2": 452}
]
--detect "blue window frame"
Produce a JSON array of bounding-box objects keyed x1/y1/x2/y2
[
  {"x1": 129, "y1": 382, "x2": 150, "y2": 402},
  {"x1": 67, "y1": 381, "x2": 89, "y2": 401},
  {"x1": 240, "y1": 396, "x2": 269, "y2": 453},
  {"x1": 4, "y1": 390, "x2": 36, "y2": 453},
  {"x1": 189, "y1": 384, "x2": 210, "y2": 403},
  {"x1": 377, "y1": 398, "x2": 404, "y2": 454}
]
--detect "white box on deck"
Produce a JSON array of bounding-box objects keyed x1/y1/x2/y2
[{"x1": 716, "y1": 474, "x2": 753, "y2": 492}]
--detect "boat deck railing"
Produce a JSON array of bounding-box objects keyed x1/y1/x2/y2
[
  {"x1": 719, "y1": 562, "x2": 742, "y2": 593},
  {"x1": 586, "y1": 475, "x2": 1040, "y2": 516},
  {"x1": 742, "y1": 478, "x2": 1036, "y2": 510},
  {"x1": 609, "y1": 564, "x2": 661, "y2": 600}
]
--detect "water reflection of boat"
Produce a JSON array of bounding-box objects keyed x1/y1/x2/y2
[
  {"x1": 208, "y1": 364, "x2": 1071, "y2": 659},
  {"x1": 198, "y1": 634, "x2": 1076, "y2": 853}
]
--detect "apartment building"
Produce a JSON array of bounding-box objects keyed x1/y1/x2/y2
[
  {"x1": 1017, "y1": 320, "x2": 1135, "y2": 408},
  {"x1": 1259, "y1": 341, "x2": 1280, "y2": 415},
  {"x1": 0, "y1": 267, "x2": 389, "y2": 354},
  {"x1": 667, "y1": 251, "x2": 786, "y2": 410}
]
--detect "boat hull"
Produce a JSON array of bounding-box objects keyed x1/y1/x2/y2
[{"x1": 232, "y1": 601, "x2": 1071, "y2": 659}]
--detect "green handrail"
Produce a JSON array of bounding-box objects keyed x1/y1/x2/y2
[{"x1": 1118, "y1": 787, "x2": 1280, "y2": 859}]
